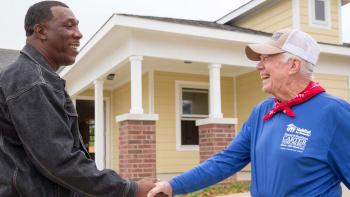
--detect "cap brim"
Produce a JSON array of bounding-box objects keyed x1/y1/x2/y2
[{"x1": 245, "y1": 43, "x2": 285, "y2": 61}]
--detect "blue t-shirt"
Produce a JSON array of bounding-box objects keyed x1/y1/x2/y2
[{"x1": 170, "y1": 93, "x2": 350, "y2": 196}]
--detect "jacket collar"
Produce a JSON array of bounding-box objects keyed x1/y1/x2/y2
[{"x1": 20, "y1": 44, "x2": 57, "y2": 74}]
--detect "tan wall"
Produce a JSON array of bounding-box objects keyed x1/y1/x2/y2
[
  {"x1": 155, "y1": 71, "x2": 235, "y2": 173},
  {"x1": 110, "y1": 82, "x2": 130, "y2": 171},
  {"x1": 300, "y1": 0, "x2": 340, "y2": 44},
  {"x1": 236, "y1": 71, "x2": 270, "y2": 131},
  {"x1": 235, "y1": 0, "x2": 292, "y2": 33},
  {"x1": 314, "y1": 73, "x2": 349, "y2": 101}
]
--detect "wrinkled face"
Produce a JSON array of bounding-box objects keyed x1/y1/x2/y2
[
  {"x1": 256, "y1": 53, "x2": 290, "y2": 96},
  {"x1": 43, "y1": 6, "x2": 82, "y2": 66}
]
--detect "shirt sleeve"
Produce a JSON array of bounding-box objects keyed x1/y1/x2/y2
[
  {"x1": 327, "y1": 103, "x2": 350, "y2": 189},
  {"x1": 169, "y1": 109, "x2": 255, "y2": 195},
  {"x1": 6, "y1": 83, "x2": 137, "y2": 197}
]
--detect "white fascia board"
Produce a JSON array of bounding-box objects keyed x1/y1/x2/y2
[
  {"x1": 59, "y1": 14, "x2": 117, "y2": 78},
  {"x1": 319, "y1": 43, "x2": 350, "y2": 57},
  {"x1": 216, "y1": 0, "x2": 267, "y2": 24},
  {"x1": 113, "y1": 15, "x2": 268, "y2": 44}
]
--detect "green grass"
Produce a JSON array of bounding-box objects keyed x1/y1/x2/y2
[{"x1": 179, "y1": 181, "x2": 250, "y2": 197}]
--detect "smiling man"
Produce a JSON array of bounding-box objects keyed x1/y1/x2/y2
[
  {"x1": 148, "y1": 29, "x2": 350, "y2": 197},
  {"x1": 0, "y1": 1, "x2": 157, "y2": 196}
]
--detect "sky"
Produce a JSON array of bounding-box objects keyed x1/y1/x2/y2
[{"x1": 1, "y1": 0, "x2": 349, "y2": 50}]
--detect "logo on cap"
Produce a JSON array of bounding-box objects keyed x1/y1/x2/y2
[{"x1": 272, "y1": 32, "x2": 283, "y2": 41}]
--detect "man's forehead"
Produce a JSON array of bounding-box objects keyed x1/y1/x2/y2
[{"x1": 50, "y1": 6, "x2": 78, "y2": 22}]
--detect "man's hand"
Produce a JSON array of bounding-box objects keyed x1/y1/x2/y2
[
  {"x1": 136, "y1": 178, "x2": 156, "y2": 197},
  {"x1": 147, "y1": 181, "x2": 172, "y2": 197}
]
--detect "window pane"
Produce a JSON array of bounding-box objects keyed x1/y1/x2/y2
[
  {"x1": 182, "y1": 88, "x2": 208, "y2": 115},
  {"x1": 315, "y1": 0, "x2": 325, "y2": 21},
  {"x1": 181, "y1": 120, "x2": 199, "y2": 145}
]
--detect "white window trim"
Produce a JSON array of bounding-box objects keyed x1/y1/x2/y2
[
  {"x1": 308, "y1": 0, "x2": 331, "y2": 29},
  {"x1": 175, "y1": 81, "x2": 209, "y2": 151}
]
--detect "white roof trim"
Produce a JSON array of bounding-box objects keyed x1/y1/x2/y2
[
  {"x1": 59, "y1": 14, "x2": 350, "y2": 78},
  {"x1": 216, "y1": 0, "x2": 267, "y2": 24}
]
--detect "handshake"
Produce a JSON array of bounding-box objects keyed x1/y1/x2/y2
[{"x1": 136, "y1": 178, "x2": 173, "y2": 197}]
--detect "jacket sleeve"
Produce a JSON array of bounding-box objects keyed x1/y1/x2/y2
[
  {"x1": 6, "y1": 82, "x2": 137, "y2": 197},
  {"x1": 327, "y1": 103, "x2": 350, "y2": 189},
  {"x1": 169, "y1": 108, "x2": 255, "y2": 195}
]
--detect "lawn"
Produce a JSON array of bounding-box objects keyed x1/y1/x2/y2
[{"x1": 179, "y1": 181, "x2": 250, "y2": 197}]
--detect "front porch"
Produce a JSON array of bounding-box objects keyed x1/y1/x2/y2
[{"x1": 60, "y1": 14, "x2": 350, "y2": 182}]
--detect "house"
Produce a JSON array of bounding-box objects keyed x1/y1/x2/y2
[
  {"x1": 0, "y1": 48, "x2": 19, "y2": 70},
  {"x1": 60, "y1": 0, "x2": 350, "y2": 181}
]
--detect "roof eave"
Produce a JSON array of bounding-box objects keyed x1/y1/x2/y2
[{"x1": 216, "y1": 0, "x2": 267, "y2": 24}]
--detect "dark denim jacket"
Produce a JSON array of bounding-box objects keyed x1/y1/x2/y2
[{"x1": 0, "y1": 45, "x2": 137, "y2": 197}]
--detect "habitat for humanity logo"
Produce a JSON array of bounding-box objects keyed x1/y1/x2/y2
[{"x1": 280, "y1": 124, "x2": 311, "y2": 153}]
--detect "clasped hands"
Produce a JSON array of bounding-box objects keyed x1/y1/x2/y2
[{"x1": 136, "y1": 178, "x2": 172, "y2": 197}]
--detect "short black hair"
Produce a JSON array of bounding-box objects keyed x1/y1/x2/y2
[{"x1": 24, "y1": 1, "x2": 69, "y2": 37}]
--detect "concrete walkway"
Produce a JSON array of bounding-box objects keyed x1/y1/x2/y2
[{"x1": 220, "y1": 192, "x2": 250, "y2": 197}]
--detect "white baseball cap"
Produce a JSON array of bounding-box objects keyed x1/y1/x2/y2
[{"x1": 245, "y1": 28, "x2": 320, "y2": 65}]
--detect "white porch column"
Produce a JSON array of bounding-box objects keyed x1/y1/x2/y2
[
  {"x1": 208, "y1": 63, "x2": 223, "y2": 119},
  {"x1": 129, "y1": 56, "x2": 144, "y2": 114},
  {"x1": 72, "y1": 98, "x2": 76, "y2": 107},
  {"x1": 94, "y1": 79, "x2": 105, "y2": 170}
]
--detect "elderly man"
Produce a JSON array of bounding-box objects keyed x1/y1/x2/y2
[
  {"x1": 147, "y1": 29, "x2": 350, "y2": 196},
  {"x1": 0, "y1": 1, "x2": 157, "y2": 196}
]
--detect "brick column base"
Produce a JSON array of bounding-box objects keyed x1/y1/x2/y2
[
  {"x1": 198, "y1": 124, "x2": 236, "y2": 184},
  {"x1": 119, "y1": 120, "x2": 156, "y2": 180}
]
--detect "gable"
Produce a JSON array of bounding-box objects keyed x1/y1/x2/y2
[{"x1": 218, "y1": 0, "x2": 343, "y2": 45}]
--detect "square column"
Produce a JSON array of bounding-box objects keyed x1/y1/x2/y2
[
  {"x1": 116, "y1": 114, "x2": 159, "y2": 180},
  {"x1": 208, "y1": 63, "x2": 223, "y2": 119},
  {"x1": 129, "y1": 56, "x2": 144, "y2": 114},
  {"x1": 196, "y1": 118, "x2": 238, "y2": 183},
  {"x1": 94, "y1": 79, "x2": 105, "y2": 170}
]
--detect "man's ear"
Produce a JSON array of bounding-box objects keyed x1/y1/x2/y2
[
  {"x1": 288, "y1": 58, "x2": 301, "y2": 75},
  {"x1": 32, "y1": 24, "x2": 47, "y2": 40}
]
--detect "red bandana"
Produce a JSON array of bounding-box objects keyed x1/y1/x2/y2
[{"x1": 263, "y1": 81, "x2": 325, "y2": 121}]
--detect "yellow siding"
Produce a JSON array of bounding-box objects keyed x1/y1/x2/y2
[
  {"x1": 314, "y1": 73, "x2": 349, "y2": 101},
  {"x1": 235, "y1": 0, "x2": 292, "y2": 33},
  {"x1": 143, "y1": 74, "x2": 149, "y2": 113},
  {"x1": 110, "y1": 82, "x2": 131, "y2": 171},
  {"x1": 300, "y1": 0, "x2": 339, "y2": 44},
  {"x1": 155, "y1": 71, "x2": 235, "y2": 173},
  {"x1": 236, "y1": 71, "x2": 269, "y2": 131},
  {"x1": 222, "y1": 77, "x2": 235, "y2": 117}
]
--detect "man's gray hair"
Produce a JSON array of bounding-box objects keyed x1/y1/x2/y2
[{"x1": 282, "y1": 52, "x2": 314, "y2": 80}]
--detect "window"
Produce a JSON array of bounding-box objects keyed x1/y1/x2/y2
[
  {"x1": 176, "y1": 82, "x2": 209, "y2": 151},
  {"x1": 181, "y1": 88, "x2": 208, "y2": 146},
  {"x1": 309, "y1": 0, "x2": 330, "y2": 28}
]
